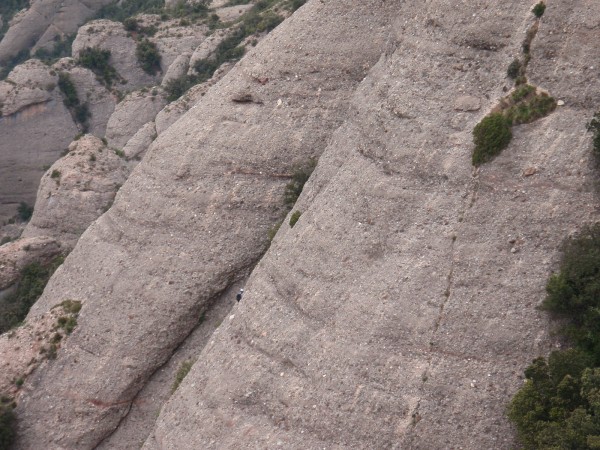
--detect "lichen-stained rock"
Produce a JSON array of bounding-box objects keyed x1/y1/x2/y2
[
  {"x1": 21, "y1": 135, "x2": 130, "y2": 249},
  {"x1": 0, "y1": 0, "x2": 114, "y2": 63},
  {"x1": 72, "y1": 20, "x2": 158, "y2": 91},
  {"x1": 0, "y1": 61, "x2": 78, "y2": 223},
  {"x1": 105, "y1": 89, "x2": 167, "y2": 149},
  {"x1": 144, "y1": 1, "x2": 600, "y2": 449},
  {"x1": 14, "y1": 0, "x2": 397, "y2": 447}
]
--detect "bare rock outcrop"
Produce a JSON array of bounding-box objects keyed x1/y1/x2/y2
[
  {"x1": 21, "y1": 135, "x2": 130, "y2": 249},
  {"x1": 144, "y1": 1, "x2": 600, "y2": 449},
  {"x1": 14, "y1": 0, "x2": 396, "y2": 447},
  {"x1": 122, "y1": 121, "x2": 157, "y2": 160},
  {"x1": 0, "y1": 0, "x2": 113, "y2": 63},
  {"x1": 105, "y1": 89, "x2": 167, "y2": 149},
  {"x1": 0, "y1": 60, "x2": 78, "y2": 223}
]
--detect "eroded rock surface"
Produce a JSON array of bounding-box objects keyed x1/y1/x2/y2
[
  {"x1": 14, "y1": 0, "x2": 396, "y2": 447},
  {"x1": 21, "y1": 135, "x2": 130, "y2": 249},
  {"x1": 0, "y1": 0, "x2": 113, "y2": 63},
  {"x1": 145, "y1": 1, "x2": 600, "y2": 449},
  {"x1": 0, "y1": 60, "x2": 78, "y2": 223}
]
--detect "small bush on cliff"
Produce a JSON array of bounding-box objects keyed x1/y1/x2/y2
[
  {"x1": 587, "y1": 111, "x2": 600, "y2": 159},
  {"x1": 0, "y1": 256, "x2": 64, "y2": 333},
  {"x1": 0, "y1": 402, "x2": 16, "y2": 449},
  {"x1": 17, "y1": 202, "x2": 33, "y2": 222},
  {"x1": 77, "y1": 47, "x2": 119, "y2": 87},
  {"x1": 472, "y1": 113, "x2": 512, "y2": 166},
  {"x1": 289, "y1": 211, "x2": 301, "y2": 228},
  {"x1": 509, "y1": 225, "x2": 600, "y2": 447},
  {"x1": 172, "y1": 360, "x2": 194, "y2": 392},
  {"x1": 532, "y1": 2, "x2": 546, "y2": 18},
  {"x1": 136, "y1": 39, "x2": 161, "y2": 74},
  {"x1": 284, "y1": 160, "x2": 316, "y2": 207},
  {"x1": 541, "y1": 224, "x2": 600, "y2": 360}
]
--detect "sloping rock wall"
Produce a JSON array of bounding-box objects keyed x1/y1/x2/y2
[
  {"x1": 144, "y1": 1, "x2": 600, "y2": 449},
  {"x1": 13, "y1": 1, "x2": 396, "y2": 447}
]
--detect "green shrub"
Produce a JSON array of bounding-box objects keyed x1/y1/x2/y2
[
  {"x1": 505, "y1": 92, "x2": 556, "y2": 126},
  {"x1": 532, "y1": 2, "x2": 546, "y2": 18},
  {"x1": 284, "y1": 160, "x2": 316, "y2": 207},
  {"x1": 58, "y1": 72, "x2": 79, "y2": 107},
  {"x1": 77, "y1": 47, "x2": 119, "y2": 87},
  {"x1": 287, "y1": 0, "x2": 307, "y2": 12},
  {"x1": 509, "y1": 225, "x2": 600, "y2": 447},
  {"x1": 136, "y1": 39, "x2": 161, "y2": 74},
  {"x1": 34, "y1": 34, "x2": 75, "y2": 64},
  {"x1": 471, "y1": 113, "x2": 512, "y2": 166},
  {"x1": 587, "y1": 111, "x2": 600, "y2": 158},
  {"x1": 164, "y1": 75, "x2": 193, "y2": 101},
  {"x1": 17, "y1": 201, "x2": 33, "y2": 222},
  {"x1": 123, "y1": 17, "x2": 138, "y2": 31},
  {"x1": 0, "y1": 403, "x2": 16, "y2": 449},
  {"x1": 542, "y1": 224, "x2": 600, "y2": 360},
  {"x1": 507, "y1": 58, "x2": 522, "y2": 79},
  {"x1": 51, "y1": 169, "x2": 61, "y2": 179},
  {"x1": 0, "y1": 256, "x2": 64, "y2": 333},
  {"x1": 95, "y1": 0, "x2": 165, "y2": 22},
  {"x1": 172, "y1": 360, "x2": 194, "y2": 392},
  {"x1": 289, "y1": 211, "x2": 301, "y2": 227}
]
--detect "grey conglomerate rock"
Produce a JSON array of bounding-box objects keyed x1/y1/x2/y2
[{"x1": 14, "y1": 1, "x2": 396, "y2": 447}]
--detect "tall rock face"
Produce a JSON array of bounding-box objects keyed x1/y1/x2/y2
[
  {"x1": 0, "y1": 60, "x2": 79, "y2": 223},
  {"x1": 8, "y1": 0, "x2": 600, "y2": 449},
  {"x1": 14, "y1": 1, "x2": 396, "y2": 447},
  {"x1": 0, "y1": 0, "x2": 113, "y2": 63},
  {"x1": 145, "y1": 0, "x2": 600, "y2": 448}
]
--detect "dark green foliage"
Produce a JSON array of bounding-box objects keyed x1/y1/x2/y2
[
  {"x1": 50, "y1": 169, "x2": 61, "y2": 179},
  {"x1": 17, "y1": 202, "x2": 33, "y2": 222},
  {"x1": 284, "y1": 160, "x2": 316, "y2": 207},
  {"x1": 0, "y1": 402, "x2": 16, "y2": 450},
  {"x1": 289, "y1": 211, "x2": 301, "y2": 227},
  {"x1": 58, "y1": 72, "x2": 79, "y2": 108},
  {"x1": 96, "y1": 0, "x2": 165, "y2": 22},
  {"x1": 34, "y1": 34, "x2": 75, "y2": 64},
  {"x1": 0, "y1": 256, "x2": 64, "y2": 333},
  {"x1": 56, "y1": 316, "x2": 77, "y2": 334},
  {"x1": 166, "y1": 1, "x2": 209, "y2": 20},
  {"x1": 509, "y1": 225, "x2": 600, "y2": 448},
  {"x1": 542, "y1": 224, "x2": 600, "y2": 360},
  {"x1": 0, "y1": 0, "x2": 29, "y2": 44},
  {"x1": 587, "y1": 112, "x2": 600, "y2": 159},
  {"x1": 74, "y1": 104, "x2": 91, "y2": 125},
  {"x1": 77, "y1": 47, "x2": 119, "y2": 87},
  {"x1": 287, "y1": 0, "x2": 307, "y2": 12},
  {"x1": 124, "y1": 17, "x2": 138, "y2": 31},
  {"x1": 472, "y1": 113, "x2": 512, "y2": 166},
  {"x1": 505, "y1": 92, "x2": 556, "y2": 125},
  {"x1": 164, "y1": 75, "x2": 194, "y2": 101},
  {"x1": 0, "y1": 49, "x2": 30, "y2": 80},
  {"x1": 136, "y1": 39, "x2": 161, "y2": 74},
  {"x1": 532, "y1": 2, "x2": 546, "y2": 18}
]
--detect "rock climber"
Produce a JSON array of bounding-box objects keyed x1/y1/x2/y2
[{"x1": 236, "y1": 288, "x2": 244, "y2": 302}]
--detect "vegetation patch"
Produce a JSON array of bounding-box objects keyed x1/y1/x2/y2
[
  {"x1": 472, "y1": 85, "x2": 556, "y2": 166},
  {"x1": 289, "y1": 210, "x2": 301, "y2": 228},
  {"x1": 0, "y1": 399, "x2": 16, "y2": 450},
  {"x1": 284, "y1": 160, "x2": 316, "y2": 207},
  {"x1": 0, "y1": 256, "x2": 65, "y2": 334},
  {"x1": 172, "y1": 359, "x2": 194, "y2": 393},
  {"x1": 509, "y1": 224, "x2": 600, "y2": 448},
  {"x1": 77, "y1": 47, "x2": 121, "y2": 87},
  {"x1": 136, "y1": 39, "x2": 161, "y2": 74},
  {"x1": 17, "y1": 202, "x2": 33, "y2": 222},
  {"x1": 472, "y1": 114, "x2": 512, "y2": 166},
  {"x1": 0, "y1": 0, "x2": 29, "y2": 43},
  {"x1": 57, "y1": 72, "x2": 91, "y2": 130},
  {"x1": 34, "y1": 34, "x2": 76, "y2": 65},
  {"x1": 587, "y1": 111, "x2": 600, "y2": 160},
  {"x1": 532, "y1": 2, "x2": 546, "y2": 18}
]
